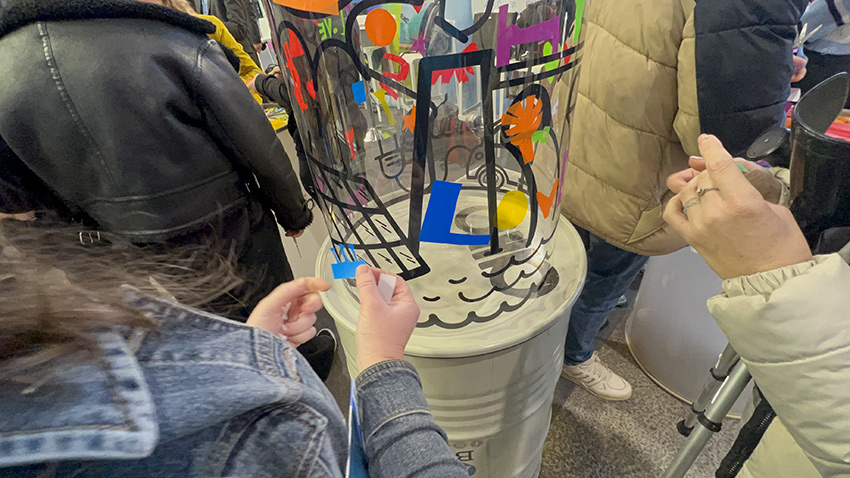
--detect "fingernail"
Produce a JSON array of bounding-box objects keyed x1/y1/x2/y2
[
  {"x1": 698, "y1": 134, "x2": 709, "y2": 143},
  {"x1": 689, "y1": 156, "x2": 703, "y2": 161}
]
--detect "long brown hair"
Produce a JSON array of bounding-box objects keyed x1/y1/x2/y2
[
  {"x1": 0, "y1": 218, "x2": 242, "y2": 382},
  {"x1": 161, "y1": 0, "x2": 197, "y2": 14}
]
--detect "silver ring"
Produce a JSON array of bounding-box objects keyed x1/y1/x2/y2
[
  {"x1": 697, "y1": 187, "x2": 720, "y2": 196},
  {"x1": 682, "y1": 198, "x2": 700, "y2": 217}
]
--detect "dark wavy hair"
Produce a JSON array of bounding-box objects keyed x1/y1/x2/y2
[{"x1": 0, "y1": 217, "x2": 243, "y2": 383}]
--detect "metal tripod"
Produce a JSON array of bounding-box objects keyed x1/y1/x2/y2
[{"x1": 662, "y1": 343, "x2": 752, "y2": 478}]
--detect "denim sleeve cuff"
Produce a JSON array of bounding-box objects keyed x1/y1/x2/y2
[{"x1": 354, "y1": 360, "x2": 435, "y2": 443}]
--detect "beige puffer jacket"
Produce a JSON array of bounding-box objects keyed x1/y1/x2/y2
[
  {"x1": 709, "y1": 253, "x2": 850, "y2": 477},
  {"x1": 560, "y1": 0, "x2": 699, "y2": 255}
]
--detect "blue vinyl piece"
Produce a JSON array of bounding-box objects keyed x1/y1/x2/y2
[{"x1": 419, "y1": 180, "x2": 490, "y2": 246}]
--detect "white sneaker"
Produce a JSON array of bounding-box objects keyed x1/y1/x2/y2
[{"x1": 561, "y1": 352, "x2": 632, "y2": 401}]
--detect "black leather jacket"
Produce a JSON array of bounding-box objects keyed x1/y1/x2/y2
[{"x1": 0, "y1": 0, "x2": 310, "y2": 241}]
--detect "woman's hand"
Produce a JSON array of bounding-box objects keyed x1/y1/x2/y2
[
  {"x1": 664, "y1": 135, "x2": 812, "y2": 279},
  {"x1": 246, "y1": 74, "x2": 260, "y2": 94},
  {"x1": 667, "y1": 155, "x2": 784, "y2": 204},
  {"x1": 354, "y1": 265, "x2": 420, "y2": 372},
  {"x1": 247, "y1": 277, "x2": 331, "y2": 347},
  {"x1": 791, "y1": 56, "x2": 807, "y2": 83}
]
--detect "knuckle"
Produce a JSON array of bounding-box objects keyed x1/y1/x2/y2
[{"x1": 707, "y1": 158, "x2": 731, "y2": 174}]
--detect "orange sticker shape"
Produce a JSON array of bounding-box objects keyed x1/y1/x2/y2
[
  {"x1": 402, "y1": 106, "x2": 416, "y2": 132},
  {"x1": 537, "y1": 179, "x2": 559, "y2": 218},
  {"x1": 502, "y1": 95, "x2": 543, "y2": 163},
  {"x1": 365, "y1": 8, "x2": 397, "y2": 47},
  {"x1": 272, "y1": 0, "x2": 338, "y2": 15}
]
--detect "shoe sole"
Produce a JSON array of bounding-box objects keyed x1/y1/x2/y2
[
  {"x1": 561, "y1": 373, "x2": 633, "y2": 401},
  {"x1": 316, "y1": 328, "x2": 338, "y2": 354}
]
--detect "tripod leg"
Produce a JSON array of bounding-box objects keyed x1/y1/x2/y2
[
  {"x1": 662, "y1": 361, "x2": 752, "y2": 478},
  {"x1": 680, "y1": 343, "x2": 740, "y2": 436}
]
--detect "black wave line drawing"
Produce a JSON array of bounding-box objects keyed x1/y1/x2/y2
[
  {"x1": 422, "y1": 296, "x2": 441, "y2": 302},
  {"x1": 418, "y1": 279, "x2": 540, "y2": 330},
  {"x1": 448, "y1": 277, "x2": 468, "y2": 285},
  {"x1": 481, "y1": 226, "x2": 557, "y2": 278},
  {"x1": 458, "y1": 255, "x2": 548, "y2": 303}
]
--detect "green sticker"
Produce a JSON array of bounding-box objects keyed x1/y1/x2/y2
[{"x1": 573, "y1": 0, "x2": 585, "y2": 43}]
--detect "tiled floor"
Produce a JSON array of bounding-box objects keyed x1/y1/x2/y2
[{"x1": 540, "y1": 292, "x2": 739, "y2": 478}]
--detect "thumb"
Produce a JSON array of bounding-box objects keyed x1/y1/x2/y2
[
  {"x1": 355, "y1": 265, "x2": 380, "y2": 304},
  {"x1": 699, "y1": 135, "x2": 753, "y2": 200},
  {"x1": 256, "y1": 277, "x2": 330, "y2": 312}
]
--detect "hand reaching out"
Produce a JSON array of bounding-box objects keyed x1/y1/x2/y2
[
  {"x1": 664, "y1": 135, "x2": 811, "y2": 280},
  {"x1": 247, "y1": 277, "x2": 331, "y2": 347},
  {"x1": 246, "y1": 74, "x2": 259, "y2": 94},
  {"x1": 354, "y1": 265, "x2": 420, "y2": 372},
  {"x1": 791, "y1": 56, "x2": 807, "y2": 83},
  {"x1": 667, "y1": 155, "x2": 784, "y2": 204}
]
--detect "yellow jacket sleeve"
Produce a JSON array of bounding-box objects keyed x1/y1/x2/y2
[{"x1": 198, "y1": 14, "x2": 262, "y2": 82}]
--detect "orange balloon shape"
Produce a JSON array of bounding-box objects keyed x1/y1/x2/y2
[
  {"x1": 365, "y1": 8, "x2": 397, "y2": 47},
  {"x1": 272, "y1": 0, "x2": 338, "y2": 15}
]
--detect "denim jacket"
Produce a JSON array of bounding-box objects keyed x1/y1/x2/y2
[{"x1": 0, "y1": 288, "x2": 467, "y2": 478}]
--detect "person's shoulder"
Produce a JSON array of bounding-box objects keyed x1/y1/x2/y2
[
  {"x1": 196, "y1": 13, "x2": 225, "y2": 31},
  {"x1": 123, "y1": 287, "x2": 288, "y2": 375}
]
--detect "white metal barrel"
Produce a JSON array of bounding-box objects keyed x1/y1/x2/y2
[
  {"x1": 625, "y1": 247, "x2": 753, "y2": 416},
  {"x1": 320, "y1": 217, "x2": 586, "y2": 478}
]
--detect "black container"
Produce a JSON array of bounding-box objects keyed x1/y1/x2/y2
[{"x1": 788, "y1": 73, "x2": 850, "y2": 246}]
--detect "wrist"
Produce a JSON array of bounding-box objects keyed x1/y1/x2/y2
[
  {"x1": 722, "y1": 256, "x2": 823, "y2": 297},
  {"x1": 356, "y1": 346, "x2": 406, "y2": 373}
]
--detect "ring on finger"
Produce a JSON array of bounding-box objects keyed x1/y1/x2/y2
[
  {"x1": 681, "y1": 198, "x2": 700, "y2": 217},
  {"x1": 697, "y1": 187, "x2": 720, "y2": 196}
]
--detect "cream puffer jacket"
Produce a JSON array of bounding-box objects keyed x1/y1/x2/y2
[
  {"x1": 709, "y1": 253, "x2": 850, "y2": 477},
  {"x1": 560, "y1": 0, "x2": 699, "y2": 255}
]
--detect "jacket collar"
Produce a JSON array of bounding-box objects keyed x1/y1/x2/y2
[
  {"x1": 0, "y1": 329, "x2": 159, "y2": 468},
  {"x1": 0, "y1": 0, "x2": 215, "y2": 39}
]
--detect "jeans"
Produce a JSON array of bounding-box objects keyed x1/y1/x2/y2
[{"x1": 564, "y1": 228, "x2": 649, "y2": 365}]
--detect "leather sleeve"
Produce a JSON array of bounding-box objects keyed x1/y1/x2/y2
[
  {"x1": 254, "y1": 74, "x2": 291, "y2": 111},
  {"x1": 193, "y1": 41, "x2": 312, "y2": 232},
  {"x1": 0, "y1": 137, "x2": 38, "y2": 213}
]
